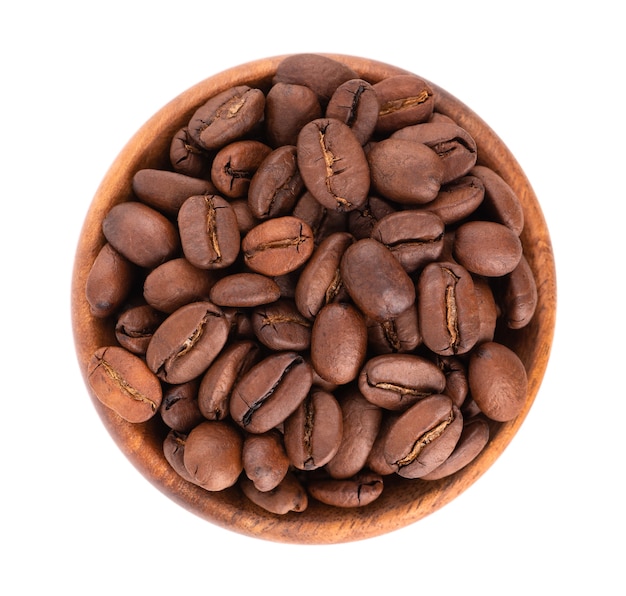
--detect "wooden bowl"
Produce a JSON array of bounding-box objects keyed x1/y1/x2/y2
[{"x1": 71, "y1": 54, "x2": 556, "y2": 544}]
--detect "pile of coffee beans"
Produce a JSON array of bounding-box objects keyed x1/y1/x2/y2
[{"x1": 85, "y1": 54, "x2": 537, "y2": 514}]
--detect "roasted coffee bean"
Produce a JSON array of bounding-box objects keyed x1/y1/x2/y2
[
  {"x1": 284, "y1": 388, "x2": 343, "y2": 470},
  {"x1": 435, "y1": 355, "x2": 469, "y2": 409},
  {"x1": 132, "y1": 168, "x2": 216, "y2": 216},
  {"x1": 500, "y1": 254, "x2": 537, "y2": 329},
  {"x1": 115, "y1": 304, "x2": 165, "y2": 356},
  {"x1": 474, "y1": 275, "x2": 498, "y2": 344},
  {"x1": 307, "y1": 471, "x2": 384, "y2": 508},
  {"x1": 383, "y1": 394, "x2": 463, "y2": 479},
  {"x1": 251, "y1": 299, "x2": 312, "y2": 351},
  {"x1": 340, "y1": 238, "x2": 415, "y2": 321},
  {"x1": 230, "y1": 198, "x2": 258, "y2": 234},
  {"x1": 183, "y1": 421, "x2": 243, "y2": 491},
  {"x1": 198, "y1": 340, "x2": 261, "y2": 421},
  {"x1": 169, "y1": 127, "x2": 213, "y2": 179},
  {"x1": 230, "y1": 351, "x2": 313, "y2": 434},
  {"x1": 358, "y1": 354, "x2": 446, "y2": 411},
  {"x1": 366, "y1": 304, "x2": 421, "y2": 354},
  {"x1": 163, "y1": 430, "x2": 195, "y2": 483},
  {"x1": 311, "y1": 303, "x2": 368, "y2": 385},
  {"x1": 294, "y1": 231, "x2": 354, "y2": 319},
  {"x1": 453, "y1": 220, "x2": 523, "y2": 277},
  {"x1": 178, "y1": 194, "x2": 240, "y2": 270},
  {"x1": 209, "y1": 272, "x2": 281, "y2": 308},
  {"x1": 210, "y1": 140, "x2": 272, "y2": 199},
  {"x1": 373, "y1": 74, "x2": 435, "y2": 134},
  {"x1": 102, "y1": 202, "x2": 180, "y2": 269},
  {"x1": 160, "y1": 379, "x2": 204, "y2": 433},
  {"x1": 421, "y1": 417, "x2": 490, "y2": 480},
  {"x1": 421, "y1": 175, "x2": 485, "y2": 225},
  {"x1": 368, "y1": 138, "x2": 444, "y2": 204},
  {"x1": 223, "y1": 307, "x2": 255, "y2": 339},
  {"x1": 347, "y1": 195, "x2": 396, "y2": 240},
  {"x1": 371, "y1": 210, "x2": 445, "y2": 273},
  {"x1": 143, "y1": 258, "x2": 215, "y2": 314},
  {"x1": 248, "y1": 145, "x2": 304, "y2": 219},
  {"x1": 146, "y1": 301, "x2": 229, "y2": 385},
  {"x1": 417, "y1": 261, "x2": 480, "y2": 356},
  {"x1": 85, "y1": 243, "x2": 135, "y2": 318},
  {"x1": 468, "y1": 341, "x2": 528, "y2": 422},
  {"x1": 242, "y1": 216, "x2": 314, "y2": 276},
  {"x1": 292, "y1": 190, "x2": 348, "y2": 244},
  {"x1": 273, "y1": 53, "x2": 358, "y2": 105},
  {"x1": 326, "y1": 78, "x2": 379, "y2": 145},
  {"x1": 470, "y1": 165, "x2": 524, "y2": 235},
  {"x1": 325, "y1": 387, "x2": 382, "y2": 479},
  {"x1": 297, "y1": 118, "x2": 370, "y2": 212},
  {"x1": 88, "y1": 346, "x2": 162, "y2": 423},
  {"x1": 239, "y1": 472, "x2": 308, "y2": 514},
  {"x1": 188, "y1": 85, "x2": 265, "y2": 151},
  {"x1": 391, "y1": 121, "x2": 477, "y2": 184},
  {"x1": 366, "y1": 411, "x2": 401, "y2": 475},
  {"x1": 242, "y1": 429, "x2": 290, "y2": 492},
  {"x1": 265, "y1": 82, "x2": 322, "y2": 148}
]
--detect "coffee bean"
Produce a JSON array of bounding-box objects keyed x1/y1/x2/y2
[
  {"x1": 307, "y1": 471, "x2": 384, "y2": 508},
  {"x1": 160, "y1": 379, "x2": 204, "y2": 433},
  {"x1": 209, "y1": 272, "x2": 281, "y2": 308},
  {"x1": 169, "y1": 128, "x2": 213, "y2": 179},
  {"x1": 163, "y1": 430, "x2": 194, "y2": 483},
  {"x1": 251, "y1": 299, "x2": 312, "y2": 351},
  {"x1": 421, "y1": 175, "x2": 485, "y2": 225},
  {"x1": 242, "y1": 429, "x2": 290, "y2": 492},
  {"x1": 239, "y1": 472, "x2": 308, "y2": 514},
  {"x1": 115, "y1": 304, "x2": 165, "y2": 356},
  {"x1": 365, "y1": 304, "x2": 421, "y2": 355},
  {"x1": 292, "y1": 190, "x2": 349, "y2": 244},
  {"x1": 326, "y1": 78, "x2": 379, "y2": 145},
  {"x1": 500, "y1": 254, "x2": 537, "y2": 329}
]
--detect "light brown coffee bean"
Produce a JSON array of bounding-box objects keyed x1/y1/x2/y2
[
  {"x1": 239, "y1": 472, "x2": 308, "y2": 514},
  {"x1": 251, "y1": 299, "x2": 312, "y2": 351},
  {"x1": 435, "y1": 355, "x2": 469, "y2": 409},
  {"x1": 420, "y1": 175, "x2": 485, "y2": 225},
  {"x1": 88, "y1": 346, "x2": 163, "y2": 423},
  {"x1": 230, "y1": 351, "x2": 313, "y2": 434},
  {"x1": 242, "y1": 216, "x2": 314, "y2": 276},
  {"x1": 307, "y1": 471, "x2": 384, "y2": 508},
  {"x1": 468, "y1": 341, "x2": 528, "y2": 422},
  {"x1": 292, "y1": 190, "x2": 348, "y2": 244},
  {"x1": 211, "y1": 140, "x2": 272, "y2": 199},
  {"x1": 209, "y1": 272, "x2": 281, "y2": 308},
  {"x1": 169, "y1": 127, "x2": 213, "y2": 179},
  {"x1": 115, "y1": 304, "x2": 165, "y2": 356},
  {"x1": 183, "y1": 421, "x2": 243, "y2": 491},
  {"x1": 146, "y1": 301, "x2": 229, "y2": 385},
  {"x1": 163, "y1": 430, "x2": 195, "y2": 483},
  {"x1": 160, "y1": 379, "x2": 204, "y2": 433},
  {"x1": 242, "y1": 429, "x2": 290, "y2": 492},
  {"x1": 347, "y1": 195, "x2": 396, "y2": 240},
  {"x1": 473, "y1": 275, "x2": 498, "y2": 344},
  {"x1": 366, "y1": 304, "x2": 421, "y2": 355},
  {"x1": 501, "y1": 254, "x2": 537, "y2": 329}
]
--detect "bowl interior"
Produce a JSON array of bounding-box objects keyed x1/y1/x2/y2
[{"x1": 71, "y1": 54, "x2": 556, "y2": 544}]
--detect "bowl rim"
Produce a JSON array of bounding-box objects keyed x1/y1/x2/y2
[{"x1": 71, "y1": 53, "x2": 557, "y2": 544}]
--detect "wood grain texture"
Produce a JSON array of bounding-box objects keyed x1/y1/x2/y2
[{"x1": 71, "y1": 54, "x2": 556, "y2": 544}]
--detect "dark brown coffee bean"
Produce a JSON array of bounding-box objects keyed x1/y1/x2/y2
[
  {"x1": 453, "y1": 220, "x2": 523, "y2": 277},
  {"x1": 210, "y1": 140, "x2": 272, "y2": 199},
  {"x1": 311, "y1": 303, "x2": 367, "y2": 385},
  {"x1": 88, "y1": 346, "x2": 163, "y2": 423},
  {"x1": 391, "y1": 121, "x2": 477, "y2": 184},
  {"x1": 102, "y1": 202, "x2": 180, "y2": 268},
  {"x1": 500, "y1": 254, "x2": 537, "y2": 329},
  {"x1": 325, "y1": 78, "x2": 379, "y2": 145},
  {"x1": 265, "y1": 82, "x2": 322, "y2": 148},
  {"x1": 242, "y1": 429, "x2": 290, "y2": 492},
  {"x1": 468, "y1": 341, "x2": 528, "y2": 422},
  {"x1": 417, "y1": 261, "x2": 480, "y2": 356},
  {"x1": 474, "y1": 275, "x2": 498, "y2": 344},
  {"x1": 86, "y1": 243, "x2": 135, "y2": 318},
  {"x1": 294, "y1": 231, "x2": 354, "y2": 319},
  {"x1": 115, "y1": 304, "x2": 165, "y2": 355},
  {"x1": 223, "y1": 307, "x2": 255, "y2": 339},
  {"x1": 284, "y1": 388, "x2": 343, "y2": 470},
  {"x1": 183, "y1": 421, "x2": 243, "y2": 491},
  {"x1": 470, "y1": 165, "x2": 524, "y2": 235},
  {"x1": 340, "y1": 238, "x2": 415, "y2": 321},
  {"x1": 307, "y1": 471, "x2": 384, "y2": 508},
  {"x1": 132, "y1": 168, "x2": 216, "y2": 216},
  {"x1": 371, "y1": 210, "x2": 445, "y2": 273},
  {"x1": 230, "y1": 351, "x2": 313, "y2": 434},
  {"x1": 297, "y1": 118, "x2": 370, "y2": 213},
  {"x1": 325, "y1": 388, "x2": 382, "y2": 479},
  {"x1": 242, "y1": 216, "x2": 314, "y2": 276},
  {"x1": 209, "y1": 272, "x2": 281, "y2": 308},
  {"x1": 292, "y1": 190, "x2": 348, "y2": 244},
  {"x1": 422, "y1": 175, "x2": 485, "y2": 225},
  {"x1": 373, "y1": 74, "x2": 435, "y2": 134},
  {"x1": 197, "y1": 340, "x2": 261, "y2": 421},
  {"x1": 366, "y1": 412, "x2": 401, "y2": 476},
  {"x1": 163, "y1": 430, "x2": 195, "y2": 483},
  {"x1": 251, "y1": 299, "x2": 312, "y2": 351},
  {"x1": 160, "y1": 379, "x2": 204, "y2": 432},
  {"x1": 347, "y1": 195, "x2": 396, "y2": 240},
  {"x1": 366, "y1": 304, "x2": 421, "y2": 354},
  {"x1": 178, "y1": 194, "x2": 240, "y2": 270},
  {"x1": 273, "y1": 54, "x2": 358, "y2": 105},
  {"x1": 240, "y1": 472, "x2": 308, "y2": 514},
  {"x1": 435, "y1": 355, "x2": 469, "y2": 409},
  {"x1": 420, "y1": 417, "x2": 490, "y2": 480},
  {"x1": 230, "y1": 198, "x2": 259, "y2": 234},
  {"x1": 383, "y1": 394, "x2": 463, "y2": 479},
  {"x1": 146, "y1": 301, "x2": 229, "y2": 385},
  {"x1": 143, "y1": 258, "x2": 215, "y2": 314},
  {"x1": 188, "y1": 85, "x2": 265, "y2": 151},
  {"x1": 358, "y1": 354, "x2": 446, "y2": 411},
  {"x1": 169, "y1": 127, "x2": 213, "y2": 179},
  {"x1": 368, "y1": 138, "x2": 444, "y2": 205}
]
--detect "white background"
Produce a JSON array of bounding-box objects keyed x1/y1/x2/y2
[{"x1": 2, "y1": 1, "x2": 624, "y2": 594}]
